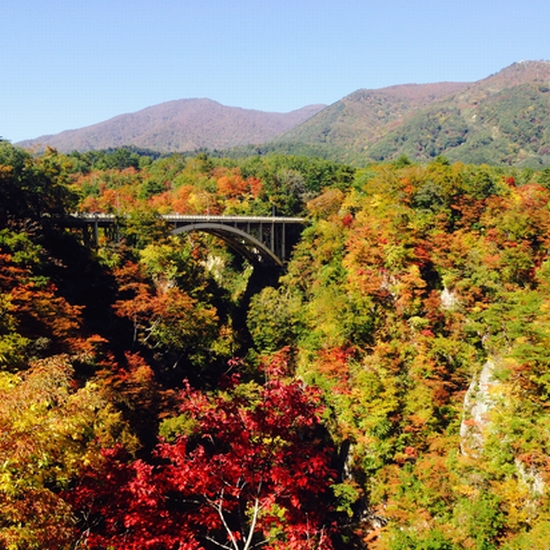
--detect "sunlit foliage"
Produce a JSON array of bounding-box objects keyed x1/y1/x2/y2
[{"x1": 3, "y1": 141, "x2": 550, "y2": 548}]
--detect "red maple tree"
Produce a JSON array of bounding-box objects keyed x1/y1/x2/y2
[{"x1": 67, "y1": 354, "x2": 339, "y2": 549}]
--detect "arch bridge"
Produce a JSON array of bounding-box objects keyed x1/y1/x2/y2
[{"x1": 63, "y1": 213, "x2": 308, "y2": 267}]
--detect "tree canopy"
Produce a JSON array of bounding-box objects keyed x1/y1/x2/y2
[{"x1": 3, "y1": 142, "x2": 550, "y2": 548}]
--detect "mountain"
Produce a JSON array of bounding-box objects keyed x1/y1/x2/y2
[
  {"x1": 272, "y1": 81, "x2": 469, "y2": 162},
  {"x1": 18, "y1": 61, "x2": 550, "y2": 167},
  {"x1": 17, "y1": 99, "x2": 326, "y2": 153},
  {"x1": 276, "y1": 60, "x2": 550, "y2": 166}
]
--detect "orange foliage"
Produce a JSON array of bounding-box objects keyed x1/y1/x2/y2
[
  {"x1": 312, "y1": 346, "x2": 354, "y2": 394},
  {"x1": 171, "y1": 185, "x2": 194, "y2": 214},
  {"x1": 216, "y1": 168, "x2": 263, "y2": 200},
  {"x1": 147, "y1": 190, "x2": 173, "y2": 213}
]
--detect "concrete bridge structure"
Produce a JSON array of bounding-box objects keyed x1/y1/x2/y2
[{"x1": 63, "y1": 213, "x2": 308, "y2": 267}]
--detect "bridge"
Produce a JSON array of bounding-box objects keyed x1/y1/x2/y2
[{"x1": 62, "y1": 213, "x2": 308, "y2": 266}]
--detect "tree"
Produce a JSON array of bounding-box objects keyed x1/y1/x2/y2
[
  {"x1": 0, "y1": 355, "x2": 135, "y2": 549},
  {"x1": 68, "y1": 353, "x2": 340, "y2": 549},
  {"x1": 113, "y1": 260, "x2": 219, "y2": 372},
  {"x1": 0, "y1": 143, "x2": 76, "y2": 222},
  {"x1": 246, "y1": 287, "x2": 301, "y2": 353}
]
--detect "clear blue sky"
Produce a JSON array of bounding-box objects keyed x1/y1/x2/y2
[{"x1": 2, "y1": 0, "x2": 549, "y2": 143}]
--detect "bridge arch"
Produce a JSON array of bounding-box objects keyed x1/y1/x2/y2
[
  {"x1": 61, "y1": 213, "x2": 306, "y2": 267},
  {"x1": 172, "y1": 222, "x2": 284, "y2": 266}
]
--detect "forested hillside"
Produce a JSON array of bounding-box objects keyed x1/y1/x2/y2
[
  {"x1": 2, "y1": 140, "x2": 550, "y2": 548},
  {"x1": 273, "y1": 82, "x2": 469, "y2": 164},
  {"x1": 18, "y1": 61, "x2": 550, "y2": 170},
  {"x1": 17, "y1": 100, "x2": 326, "y2": 154},
  {"x1": 276, "y1": 60, "x2": 550, "y2": 167}
]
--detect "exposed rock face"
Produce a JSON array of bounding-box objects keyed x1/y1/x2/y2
[
  {"x1": 440, "y1": 286, "x2": 458, "y2": 310},
  {"x1": 459, "y1": 358, "x2": 498, "y2": 457},
  {"x1": 460, "y1": 358, "x2": 546, "y2": 498},
  {"x1": 515, "y1": 458, "x2": 545, "y2": 496}
]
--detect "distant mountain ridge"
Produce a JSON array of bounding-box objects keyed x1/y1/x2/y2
[
  {"x1": 276, "y1": 60, "x2": 550, "y2": 166},
  {"x1": 18, "y1": 100, "x2": 326, "y2": 153},
  {"x1": 274, "y1": 81, "x2": 470, "y2": 162},
  {"x1": 18, "y1": 61, "x2": 550, "y2": 167}
]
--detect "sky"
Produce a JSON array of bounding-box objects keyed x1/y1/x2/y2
[{"x1": 2, "y1": 0, "x2": 549, "y2": 143}]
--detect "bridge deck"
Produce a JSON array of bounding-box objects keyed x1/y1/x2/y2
[
  {"x1": 62, "y1": 213, "x2": 308, "y2": 266},
  {"x1": 65, "y1": 213, "x2": 306, "y2": 224},
  {"x1": 163, "y1": 215, "x2": 306, "y2": 223}
]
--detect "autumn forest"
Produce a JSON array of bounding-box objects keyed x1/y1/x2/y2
[{"x1": 3, "y1": 140, "x2": 550, "y2": 549}]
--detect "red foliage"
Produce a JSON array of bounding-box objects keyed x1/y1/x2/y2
[
  {"x1": 0, "y1": 252, "x2": 91, "y2": 356},
  {"x1": 341, "y1": 212, "x2": 353, "y2": 228},
  {"x1": 248, "y1": 176, "x2": 263, "y2": 199},
  {"x1": 66, "y1": 357, "x2": 338, "y2": 549}
]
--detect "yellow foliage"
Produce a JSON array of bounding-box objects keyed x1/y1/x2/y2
[{"x1": 0, "y1": 355, "x2": 136, "y2": 549}]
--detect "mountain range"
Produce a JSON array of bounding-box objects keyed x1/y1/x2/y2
[
  {"x1": 18, "y1": 60, "x2": 550, "y2": 167},
  {"x1": 18, "y1": 100, "x2": 326, "y2": 154},
  {"x1": 277, "y1": 60, "x2": 550, "y2": 166}
]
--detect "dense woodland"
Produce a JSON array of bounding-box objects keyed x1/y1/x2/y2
[{"x1": 3, "y1": 141, "x2": 550, "y2": 548}]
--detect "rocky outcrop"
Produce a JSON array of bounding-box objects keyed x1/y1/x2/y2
[
  {"x1": 460, "y1": 357, "x2": 546, "y2": 498},
  {"x1": 459, "y1": 358, "x2": 498, "y2": 457}
]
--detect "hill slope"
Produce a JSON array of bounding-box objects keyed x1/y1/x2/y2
[
  {"x1": 18, "y1": 99, "x2": 326, "y2": 153},
  {"x1": 274, "y1": 81, "x2": 469, "y2": 162},
  {"x1": 277, "y1": 60, "x2": 550, "y2": 166},
  {"x1": 18, "y1": 61, "x2": 550, "y2": 166}
]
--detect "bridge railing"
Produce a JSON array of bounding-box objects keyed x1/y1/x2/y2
[{"x1": 65, "y1": 213, "x2": 306, "y2": 223}]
